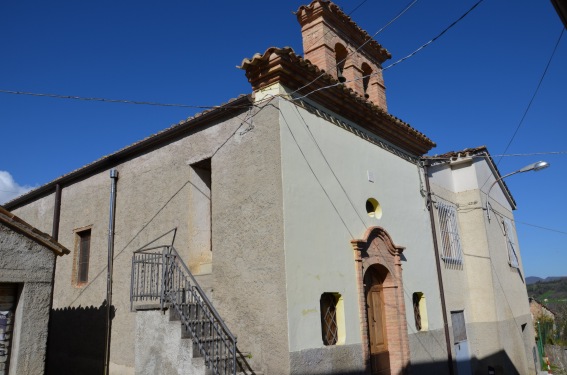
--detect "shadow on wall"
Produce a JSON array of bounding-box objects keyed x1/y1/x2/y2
[
  {"x1": 289, "y1": 350, "x2": 524, "y2": 375},
  {"x1": 45, "y1": 300, "x2": 115, "y2": 375},
  {"x1": 407, "y1": 349, "x2": 525, "y2": 375}
]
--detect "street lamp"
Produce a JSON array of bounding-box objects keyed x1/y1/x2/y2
[{"x1": 485, "y1": 161, "x2": 550, "y2": 220}]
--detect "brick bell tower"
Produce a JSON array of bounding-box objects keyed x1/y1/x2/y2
[{"x1": 296, "y1": 1, "x2": 392, "y2": 111}]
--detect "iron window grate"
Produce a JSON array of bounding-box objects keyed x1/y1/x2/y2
[{"x1": 437, "y1": 201, "x2": 464, "y2": 268}]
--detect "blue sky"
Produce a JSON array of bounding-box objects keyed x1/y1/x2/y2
[{"x1": 1, "y1": 1, "x2": 565, "y2": 277}]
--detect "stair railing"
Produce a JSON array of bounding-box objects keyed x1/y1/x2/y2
[{"x1": 131, "y1": 246, "x2": 238, "y2": 375}]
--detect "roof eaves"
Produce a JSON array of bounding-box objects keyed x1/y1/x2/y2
[
  {"x1": 0, "y1": 206, "x2": 70, "y2": 256},
  {"x1": 423, "y1": 146, "x2": 517, "y2": 209},
  {"x1": 3, "y1": 94, "x2": 253, "y2": 210},
  {"x1": 239, "y1": 47, "x2": 435, "y2": 155}
]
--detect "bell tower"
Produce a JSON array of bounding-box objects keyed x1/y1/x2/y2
[{"x1": 296, "y1": 1, "x2": 392, "y2": 110}]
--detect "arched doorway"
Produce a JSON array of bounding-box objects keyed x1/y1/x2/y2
[
  {"x1": 365, "y1": 264, "x2": 390, "y2": 375},
  {"x1": 351, "y1": 227, "x2": 410, "y2": 375}
]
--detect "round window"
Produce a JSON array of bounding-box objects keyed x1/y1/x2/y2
[{"x1": 366, "y1": 198, "x2": 382, "y2": 219}]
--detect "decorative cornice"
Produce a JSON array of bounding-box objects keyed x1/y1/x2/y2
[
  {"x1": 295, "y1": 0, "x2": 391, "y2": 63},
  {"x1": 239, "y1": 47, "x2": 435, "y2": 156},
  {"x1": 351, "y1": 226, "x2": 405, "y2": 257}
]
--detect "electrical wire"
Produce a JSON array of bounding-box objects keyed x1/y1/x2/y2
[
  {"x1": 292, "y1": 0, "x2": 420, "y2": 95},
  {"x1": 298, "y1": 0, "x2": 371, "y2": 57},
  {"x1": 0, "y1": 89, "x2": 253, "y2": 109},
  {"x1": 425, "y1": 150, "x2": 567, "y2": 160},
  {"x1": 496, "y1": 28, "x2": 565, "y2": 166},
  {"x1": 291, "y1": 0, "x2": 484, "y2": 101},
  {"x1": 478, "y1": 27, "x2": 565, "y2": 191}
]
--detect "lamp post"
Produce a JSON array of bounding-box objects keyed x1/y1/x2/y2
[{"x1": 485, "y1": 161, "x2": 549, "y2": 220}]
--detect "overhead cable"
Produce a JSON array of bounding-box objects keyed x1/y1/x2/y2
[
  {"x1": 0, "y1": 89, "x2": 251, "y2": 109},
  {"x1": 292, "y1": 0, "x2": 420, "y2": 95},
  {"x1": 478, "y1": 27, "x2": 565, "y2": 191},
  {"x1": 496, "y1": 28, "x2": 565, "y2": 165},
  {"x1": 290, "y1": 0, "x2": 485, "y2": 101}
]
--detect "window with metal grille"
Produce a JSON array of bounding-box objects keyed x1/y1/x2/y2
[
  {"x1": 503, "y1": 218, "x2": 519, "y2": 268},
  {"x1": 413, "y1": 293, "x2": 422, "y2": 331},
  {"x1": 76, "y1": 229, "x2": 91, "y2": 284},
  {"x1": 412, "y1": 292, "x2": 428, "y2": 331},
  {"x1": 437, "y1": 201, "x2": 463, "y2": 267},
  {"x1": 320, "y1": 293, "x2": 339, "y2": 346}
]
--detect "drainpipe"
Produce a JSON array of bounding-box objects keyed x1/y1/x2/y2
[
  {"x1": 44, "y1": 184, "x2": 62, "y2": 374},
  {"x1": 422, "y1": 161, "x2": 454, "y2": 375},
  {"x1": 104, "y1": 169, "x2": 119, "y2": 375},
  {"x1": 52, "y1": 184, "x2": 62, "y2": 241}
]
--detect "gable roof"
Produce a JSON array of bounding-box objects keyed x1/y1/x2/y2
[
  {"x1": 239, "y1": 47, "x2": 435, "y2": 155},
  {"x1": 0, "y1": 206, "x2": 69, "y2": 256},
  {"x1": 3, "y1": 95, "x2": 252, "y2": 210}
]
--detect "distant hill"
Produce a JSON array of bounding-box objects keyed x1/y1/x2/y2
[
  {"x1": 527, "y1": 277, "x2": 567, "y2": 303},
  {"x1": 526, "y1": 276, "x2": 543, "y2": 285},
  {"x1": 526, "y1": 276, "x2": 566, "y2": 285}
]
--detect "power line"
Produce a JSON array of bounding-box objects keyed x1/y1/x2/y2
[
  {"x1": 515, "y1": 220, "x2": 567, "y2": 236},
  {"x1": 0, "y1": 89, "x2": 251, "y2": 109},
  {"x1": 291, "y1": 0, "x2": 485, "y2": 101},
  {"x1": 381, "y1": 0, "x2": 484, "y2": 72},
  {"x1": 484, "y1": 207, "x2": 567, "y2": 234},
  {"x1": 478, "y1": 27, "x2": 565, "y2": 191},
  {"x1": 292, "y1": 0, "x2": 420, "y2": 95},
  {"x1": 426, "y1": 150, "x2": 567, "y2": 160},
  {"x1": 496, "y1": 28, "x2": 565, "y2": 165},
  {"x1": 346, "y1": 0, "x2": 370, "y2": 15}
]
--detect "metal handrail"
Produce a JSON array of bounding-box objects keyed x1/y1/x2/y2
[
  {"x1": 166, "y1": 246, "x2": 235, "y2": 341},
  {"x1": 130, "y1": 246, "x2": 241, "y2": 375}
]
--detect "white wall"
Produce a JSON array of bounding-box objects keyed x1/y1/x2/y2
[{"x1": 278, "y1": 98, "x2": 445, "y2": 357}]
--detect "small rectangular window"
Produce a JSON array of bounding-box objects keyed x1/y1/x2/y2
[
  {"x1": 503, "y1": 218, "x2": 519, "y2": 268},
  {"x1": 75, "y1": 229, "x2": 91, "y2": 285},
  {"x1": 437, "y1": 201, "x2": 463, "y2": 268},
  {"x1": 413, "y1": 292, "x2": 429, "y2": 331}
]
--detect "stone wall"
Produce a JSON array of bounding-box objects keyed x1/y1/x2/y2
[{"x1": 0, "y1": 224, "x2": 56, "y2": 375}]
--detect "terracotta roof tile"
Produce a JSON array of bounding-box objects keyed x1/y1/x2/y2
[{"x1": 240, "y1": 46, "x2": 435, "y2": 153}]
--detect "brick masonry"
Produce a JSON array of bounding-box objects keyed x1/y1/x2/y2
[{"x1": 352, "y1": 226, "x2": 411, "y2": 375}]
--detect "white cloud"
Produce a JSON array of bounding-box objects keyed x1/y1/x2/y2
[{"x1": 0, "y1": 171, "x2": 35, "y2": 205}]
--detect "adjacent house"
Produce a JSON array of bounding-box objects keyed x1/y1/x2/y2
[
  {"x1": 0, "y1": 207, "x2": 69, "y2": 375},
  {"x1": 3, "y1": 2, "x2": 537, "y2": 375},
  {"x1": 424, "y1": 147, "x2": 538, "y2": 374}
]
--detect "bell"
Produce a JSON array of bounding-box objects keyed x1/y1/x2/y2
[{"x1": 337, "y1": 68, "x2": 346, "y2": 83}]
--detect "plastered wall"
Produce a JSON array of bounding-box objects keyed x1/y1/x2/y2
[
  {"x1": 278, "y1": 97, "x2": 447, "y2": 372},
  {"x1": 0, "y1": 224, "x2": 56, "y2": 375}
]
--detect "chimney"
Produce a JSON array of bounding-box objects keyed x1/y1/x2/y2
[{"x1": 296, "y1": 1, "x2": 392, "y2": 111}]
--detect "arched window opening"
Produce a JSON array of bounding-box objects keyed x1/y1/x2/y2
[
  {"x1": 361, "y1": 63, "x2": 373, "y2": 98},
  {"x1": 335, "y1": 43, "x2": 348, "y2": 83}
]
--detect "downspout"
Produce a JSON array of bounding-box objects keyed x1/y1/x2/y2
[
  {"x1": 52, "y1": 184, "x2": 62, "y2": 241},
  {"x1": 44, "y1": 184, "x2": 62, "y2": 374},
  {"x1": 422, "y1": 161, "x2": 454, "y2": 375},
  {"x1": 104, "y1": 169, "x2": 119, "y2": 375}
]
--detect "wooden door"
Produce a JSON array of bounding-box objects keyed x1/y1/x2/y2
[{"x1": 365, "y1": 268, "x2": 390, "y2": 375}]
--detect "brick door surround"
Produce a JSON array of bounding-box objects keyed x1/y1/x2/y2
[{"x1": 351, "y1": 226, "x2": 410, "y2": 375}]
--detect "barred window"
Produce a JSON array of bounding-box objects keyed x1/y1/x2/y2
[
  {"x1": 320, "y1": 293, "x2": 344, "y2": 346},
  {"x1": 412, "y1": 292, "x2": 428, "y2": 331},
  {"x1": 437, "y1": 201, "x2": 463, "y2": 267},
  {"x1": 503, "y1": 218, "x2": 519, "y2": 268}
]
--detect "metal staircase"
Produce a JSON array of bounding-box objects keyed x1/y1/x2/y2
[{"x1": 130, "y1": 245, "x2": 256, "y2": 375}]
